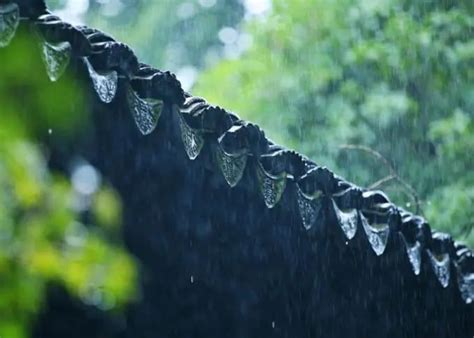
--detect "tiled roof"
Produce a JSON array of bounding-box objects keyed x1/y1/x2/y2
[{"x1": 1, "y1": 0, "x2": 472, "y2": 305}]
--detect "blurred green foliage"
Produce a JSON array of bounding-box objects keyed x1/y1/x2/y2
[
  {"x1": 0, "y1": 31, "x2": 136, "y2": 338},
  {"x1": 84, "y1": 0, "x2": 245, "y2": 70},
  {"x1": 195, "y1": 0, "x2": 474, "y2": 246}
]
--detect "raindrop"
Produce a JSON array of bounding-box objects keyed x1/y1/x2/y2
[
  {"x1": 48, "y1": 128, "x2": 53, "y2": 135},
  {"x1": 360, "y1": 213, "x2": 389, "y2": 256},
  {"x1": 296, "y1": 186, "x2": 322, "y2": 230},
  {"x1": 177, "y1": 110, "x2": 204, "y2": 160},
  {"x1": 455, "y1": 265, "x2": 473, "y2": 304},
  {"x1": 426, "y1": 250, "x2": 450, "y2": 288},
  {"x1": 400, "y1": 236, "x2": 421, "y2": 275},
  {"x1": 215, "y1": 145, "x2": 247, "y2": 188},
  {"x1": 256, "y1": 162, "x2": 286, "y2": 208},
  {"x1": 126, "y1": 86, "x2": 163, "y2": 135},
  {"x1": 41, "y1": 41, "x2": 71, "y2": 82},
  {"x1": 0, "y1": 3, "x2": 19, "y2": 48},
  {"x1": 190, "y1": 275, "x2": 194, "y2": 283},
  {"x1": 271, "y1": 321, "x2": 275, "y2": 329},
  {"x1": 331, "y1": 199, "x2": 357, "y2": 240},
  {"x1": 83, "y1": 57, "x2": 118, "y2": 103}
]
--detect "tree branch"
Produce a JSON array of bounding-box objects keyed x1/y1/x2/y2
[
  {"x1": 368, "y1": 175, "x2": 396, "y2": 190},
  {"x1": 339, "y1": 144, "x2": 422, "y2": 214}
]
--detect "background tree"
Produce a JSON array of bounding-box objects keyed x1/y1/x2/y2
[
  {"x1": 195, "y1": 0, "x2": 474, "y2": 246},
  {"x1": 50, "y1": 0, "x2": 246, "y2": 89}
]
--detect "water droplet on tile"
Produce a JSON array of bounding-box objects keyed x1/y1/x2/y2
[
  {"x1": 127, "y1": 86, "x2": 163, "y2": 135},
  {"x1": 400, "y1": 235, "x2": 421, "y2": 275},
  {"x1": 427, "y1": 250, "x2": 450, "y2": 288},
  {"x1": 256, "y1": 162, "x2": 286, "y2": 208},
  {"x1": 177, "y1": 111, "x2": 204, "y2": 160},
  {"x1": 455, "y1": 265, "x2": 473, "y2": 304},
  {"x1": 0, "y1": 3, "x2": 19, "y2": 48},
  {"x1": 216, "y1": 145, "x2": 247, "y2": 187},
  {"x1": 41, "y1": 41, "x2": 71, "y2": 81},
  {"x1": 83, "y1": 57, "x2": 118, "y2": 103},
  {"x1": 360, "y1": 212, "x2": 389, "y2": 256},
  {"x1": 332, "y1": 199, "x2": 357, "y2": 240},
  {"x1": 296, "y1": 186, "x2": 322, "y2": 230}
]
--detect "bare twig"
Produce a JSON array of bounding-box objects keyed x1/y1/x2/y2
[
  {"x1": 368, "y1": 175, "x2": 396, "y2": 190},
  {"x1": 339, "y1": 144, "x2": 422, "y2": 214}
]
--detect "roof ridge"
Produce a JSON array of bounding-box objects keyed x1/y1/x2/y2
[{"x1": 1, "y1": 1, "x2": 472, "y2": 304}]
